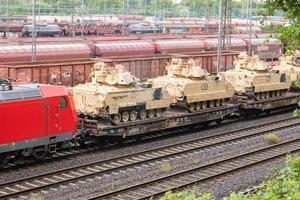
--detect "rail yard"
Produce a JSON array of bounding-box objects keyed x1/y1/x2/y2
[{"x1": 0, "y1": 0, "x2": 300, "y2": 200}]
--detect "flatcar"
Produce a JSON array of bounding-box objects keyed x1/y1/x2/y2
[
  {"x1": 223, "y1": 52, "x2": 299, "y2": 116},
  {"x1": 0, "y1": 80, "x2": 77, "y2": 167}
]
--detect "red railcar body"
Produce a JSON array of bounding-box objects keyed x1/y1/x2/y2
[
  {"x1": 0, "y1": 83, "x2": 77, "y2": 165},
  {"x1": 0, "y1": 44, "x2": 92, "y2": 62}
]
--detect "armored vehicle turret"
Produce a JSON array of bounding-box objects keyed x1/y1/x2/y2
[
  {"x1": 149, "y1": 58, "x2": 235, "y2": 112},
  {"x1": 72, "y1": 63, "x2": 171, "y2": 124},
  {"x1": 273, "y1": 51, "x2": 300, "y2": 82},
  {"x1": 223, "y1": 52, "x2": 292, "y2": 100}
]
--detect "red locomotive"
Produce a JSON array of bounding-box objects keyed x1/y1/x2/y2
[{"x1": 0, "y1": 79, "x2": 77, "y2": 167}]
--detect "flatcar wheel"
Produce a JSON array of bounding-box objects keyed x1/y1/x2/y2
[
  {"x1": 112, "y1": 113, "x2": 121, "y2": 124},
  {"x1": 215, "y1": 118, "x2": 222, "y2": 126},
  {"x1": 220, "y1": 99, "x2": 224, "y2": 106},
  {"x1": 155, "y1": 109, "x2": 163, "y2": 117},
  {"x1": 121, "y1": 111, "x2": 129, "y2": 123},
  {"x1": 188, "y1": 103, "x2": 196, "y2": 112},
  {"x1": 139, "y1": 110, "x2": 147, "y2": 120},
  {"x1": 271, "y1": 91, "x2": 275, "y2": 97},
  {"x1": 33, "y1": 149, "x2": 47, "y2": 161},
  {"x1": 0, "y1": 154, "x2": 8, "y2": 168},
  {"x1": 202, "y1": 101, "x2": 207, "y2": 109},
  {"x1": 148, "y1": 109, "x2": 155, "y2": 118},
  {"x1": 256, "y1": 93, "x2": 260, "y2": 99},
  {"x1": 129, "y1": 110, "x2": 137, "y2": 121},
  {"x1": 215, "y1": 99, "x2": 221, "y2": 107},
  {"x1": 209, "y1": 100, "x2": 215, "y2": 108},
  {"x1": 259, "y1": 92, "x2": 263, "y2": 99},
  {"x1": 195, "y1": 102, "x2": 201, "y2": 110},
  {"x1": 279, "y1": 90, "x2": 283, "y2": 96}
]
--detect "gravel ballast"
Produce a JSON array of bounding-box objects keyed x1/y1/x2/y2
[{"x1": 36, "y1": 116, "x2": 300, "y2": 200}]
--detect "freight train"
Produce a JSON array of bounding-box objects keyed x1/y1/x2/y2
[{"x1": 1, "y1": 54, "x2": 299, "y2": 168}]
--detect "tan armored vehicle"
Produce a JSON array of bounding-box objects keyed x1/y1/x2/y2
[
  {"x1": 72, "y1": 62, "x2": 171, "y2": 124},
  {"x1": 149, "y1": 58, "x2": 235, "y2": 112},
  {"x1": 273, "y1": 51, "x2": 300, "y2": 82},
  {"x1": 223, "y1": 52, "x2": 292, "y2": 100}
]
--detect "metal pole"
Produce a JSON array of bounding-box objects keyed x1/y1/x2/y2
[
  {"x1": 32, "y1": 0, "x2": 37, "y2": 62},
  {"x1": 205, "y1": 0, "x2": 209, "y2": 33},
  {"x1": 5, "y1": 0, "x2": 9, "y2": 38},
  {"x1": 144, "y1": 0, "x2": 147, "y2": 18},
  {"x1": 104, "y1": 0, "x2": 107, "y2": 21},
  {"x1": 192, "y1": 0, "x2": 195, "y2": 18},
  {"x1": 50, "y1": 0, "x2": 52, "y2": 15},
  {"x1": 248, "y1": 0, "x2": 253, "y2": 56},
  {"x1": 217, "y1": 0, "x2": 224, "y2": 74},
  {"x1": 122, "y1": 0, "x2": 125, "y2": 35},
  {"x1": 154, "y1": 0, "x2": 157, "y2": 34},
  {"x1": 71, "y1": 0, "x2": 75, "y2": 36},
  {"x1": 57, "y1": 0, "x2": 60, "y2": 15},
  {"x1": 81, "y1": 0, "x2": 84, "y2": 36},
  {"x1": 38, "y1": 3, "x2": 41, "y2": 22}
]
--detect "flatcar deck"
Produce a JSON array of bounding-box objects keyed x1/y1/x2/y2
[
  {"x1": 78, "y1": 104, "x2": 239, "y2": 138},
  {"x1": 239, "y1": 92, "x2": 300, "y2": 110}
]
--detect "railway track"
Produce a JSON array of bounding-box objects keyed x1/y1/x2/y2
[
  {"x1": 0, "y1": 116, "x2": 299, "y2": 199},
  {"x1": 88, "y1": 138, "x2": 300, "y2": 200}
]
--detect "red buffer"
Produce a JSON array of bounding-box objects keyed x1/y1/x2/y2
[{"x1": 0, "y1": 80, "x2": 77, "y2": 167}]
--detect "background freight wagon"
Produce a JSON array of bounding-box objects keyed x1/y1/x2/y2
[{"x1": 0, "y1": 51, "x2": 239, "y2": 86}]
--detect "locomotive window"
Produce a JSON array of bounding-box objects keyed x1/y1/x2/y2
[{"x1": 59, "y1": 97, "x2": 68, "y2": 109}]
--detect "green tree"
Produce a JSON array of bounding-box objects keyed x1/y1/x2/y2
[{"x1": 263, "y1": 0, "x2": 300, "y2": 53}]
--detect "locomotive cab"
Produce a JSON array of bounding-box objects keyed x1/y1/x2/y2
[{"x1": 0, "y1": 83, "x2": 77, "y2": 167}]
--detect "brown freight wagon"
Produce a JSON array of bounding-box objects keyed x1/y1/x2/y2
[
  {"x1": 0, "y1": 51, "x2": 239, "y2": 86},
  {"x1": 95, "y1": 51, "x2": 239, "y2": 80},
  {"x1": 169, "y1": 51, "x2": 238, "y2": 73},
  {"x1": 244, "y1": 38, "x2": 282, "y2": 62},
  {"x1": 0, "y1": 59, "x2": 96, "y2": 86}
]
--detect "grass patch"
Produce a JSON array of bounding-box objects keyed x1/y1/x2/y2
[
  {"x1": 29, "y1": 194, "x2": 44, "y2": 200},
  {"x1": 293, "y1": 108, "x2": 300, "y2": 117},
  {"x1": 264, "y1": 133, "x2": 281, "y2": 144},
  {"x1": 159, "y1": 155, "x2": 300, "y2": 200},
  {"x1": 193, "y1": 159, "x2": 200, "y2": 164},
  {"x1": 159, "y1": 190, "x2": 213, "y2": 200},
  {"x1": 160, "y1": 163, "x2": 173, "y2": 173}
]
